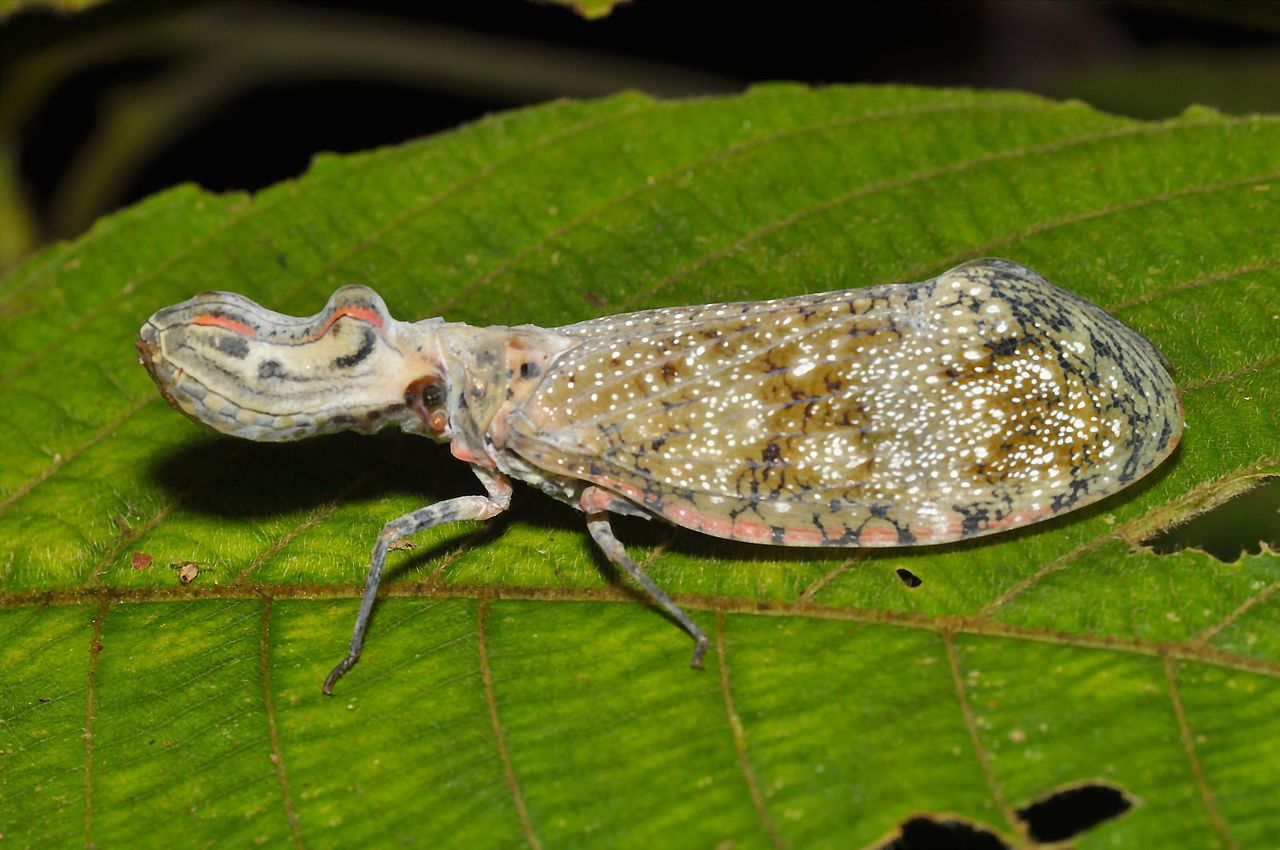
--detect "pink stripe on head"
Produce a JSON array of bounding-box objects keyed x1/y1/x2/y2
[
  {"x1": 307, "y1": 306, "x2": 386, "y2": 342},
  {"x1": 193, "y1": 315, "x2": 257, "y2": 336}
]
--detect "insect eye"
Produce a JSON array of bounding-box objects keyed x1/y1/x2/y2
[
  {"x1": 404, "y1": 375, "x2": 449, "y2": 436},
  {"x1": 421, "y1": 382, "x2": 446, "y2": 407}
]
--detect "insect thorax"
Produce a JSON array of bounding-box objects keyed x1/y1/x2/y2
[{"x1": 435, "y1": 323, "x2": 576, "y2": 467}]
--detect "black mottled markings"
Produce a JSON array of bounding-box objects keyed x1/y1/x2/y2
[
  {"x1": 824, "y1": 526, "x2": 858, "y2": 546},
  {"x1": 762, "y1": 442, "x2": 782, "y2": 464},
  {"x1": 650, "y1": 437, "x2": 666, "y2": 451},
  {"x1": 984, "y1": 337, "x2": 1021, "y2": 357},
  {"x1": 954, "y1": 504, "x2": 989, "y2": 538},
  {"x1": 213, "y1": 333, "x2": 249, "y2": 359},
  {"x1": 258, "y1": 360, "x2": 285, "y2": 380},
  {"x1": 520, "y1": 362, "x2": 541, "y2": 379},
  {"x1": 770, "y1": 526, "x2": 785, "y2": 544},
  {"x1": 333, "y1": 328, "x2": 376, "y2": 369},
  {"x1": 1050, "y1": 477, "x2": 1091, "y2": 513}
]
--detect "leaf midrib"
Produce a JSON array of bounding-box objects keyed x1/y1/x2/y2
[{"x1": 5, "y1": 576, "x2": 1276, "y2": 679}]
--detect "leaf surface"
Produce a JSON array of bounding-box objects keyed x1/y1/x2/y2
[{"x1": 2, "y1": 86, "x2": 1278, "y2": 849}]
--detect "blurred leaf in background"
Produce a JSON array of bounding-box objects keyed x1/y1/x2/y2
[{"x1": 3, "y1": 0, "x2": 1279, "y2": 266}]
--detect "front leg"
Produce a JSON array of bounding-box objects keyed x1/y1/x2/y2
[
  {"x1": 581, "y1": 486, "x2": 709, "y2": 669},
  {"x1": 323, "y1": 468, "x2": 513, "y2": 694}
]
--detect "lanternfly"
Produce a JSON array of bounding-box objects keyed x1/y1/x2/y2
[{"x1": 137, "y1": 259, "x2": 1183, "y2": 692}]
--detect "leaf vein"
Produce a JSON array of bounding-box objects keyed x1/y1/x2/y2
[
  {"x1": 476, "y1": 600, "x2": 542, "y2": 850},
  {"x1": 716, "y1": 608, "x2": 787, "y2": 850},
  {"x1": 619, "y1": 125, "x2": 1274, "y2": 312},
  {"x1": 1107, "y1": 259, "x2": 1280, "y2": 313},
  {"x1": 435, "y1": 100, "x2": 1051, "y2": 317},
  {"x1": 1163, "y1": 656, "x2": 1238, "y2": 850},
  {"x1": 944, "y1": 630, "x2": 1024, "y2": 845},
  {"x1": 260, "y1": 598, "x2": 305, "y2": 849},
  {"x1": 0, "y1": 393, "x2": 155, "y2": 517},
  {"x1": 5, "y1": 582, "x2": 1277, "y2": 677},
  {"x1": 82, "y1": 600, "x2": 108, "y2": 850}
]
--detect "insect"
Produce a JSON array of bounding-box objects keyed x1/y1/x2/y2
[{"x1": 137, "y1": 258, "x2": 1183, "y2": 692}]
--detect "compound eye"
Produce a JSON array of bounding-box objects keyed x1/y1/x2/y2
[
  {"x1": 404, "y1": 375, "x2": 448, "y2": 435},
  {"x1": 421, "y1": 381, "x2": 446, "y2": 407}
]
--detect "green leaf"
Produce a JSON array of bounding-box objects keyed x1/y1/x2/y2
[
  {"x1": 544, "y1": 0, "x2": 627, "y2": 20},
  {"x1": 2, "y1": 85, "x2": 1277, "y2": 848}
]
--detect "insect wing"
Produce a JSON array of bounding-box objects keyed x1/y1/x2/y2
[{"x1": 505, "y1": 260, "x2": 1182, "y2": 547}]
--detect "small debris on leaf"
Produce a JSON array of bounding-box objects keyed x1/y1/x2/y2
[{"x1": 131, "y1": 552, "x2": 153, "y2": 570}]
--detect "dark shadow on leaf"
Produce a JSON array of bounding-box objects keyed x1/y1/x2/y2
[
  {"x1": 149, "y1": 429, "x2": 479, "y2": 519},
  {"x1": 146, "y1": 425, "x2": 1182, "y2": 601}
]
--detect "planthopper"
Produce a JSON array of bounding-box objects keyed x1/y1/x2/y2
[{"x1": 137, "y1": 258, "x2": 1183, "y2": 693}]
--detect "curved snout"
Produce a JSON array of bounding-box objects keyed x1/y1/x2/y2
[{"x1": 138, "y1": 285, "x2": 430, "y2": 441}]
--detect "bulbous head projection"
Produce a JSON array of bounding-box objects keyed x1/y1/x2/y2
[{"x1": 137, "y1": 285, "x2": 446, "y2": 442}]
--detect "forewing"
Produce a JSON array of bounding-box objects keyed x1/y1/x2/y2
[{"x1": 505, "y1": 260, "x2": 1183, "y2": 547}]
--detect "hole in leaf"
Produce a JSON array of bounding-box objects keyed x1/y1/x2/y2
[
  {"x1": 896, "y1": 568, "x2": 923, "y2": 587},
  {"x1": 1146, "y1": 477, "x2": 1279, "y2": 562},
  {"x1": 1015, "y1": 781, "x2": 1133, "y2": 843},
  {"x1": 878, "y1": 815, "x2": 1009, "y2": 850}
]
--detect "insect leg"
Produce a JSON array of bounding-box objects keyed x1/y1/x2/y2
[
  {"x1": 323, "y1": 468, "x2": 513, "y2": 695},
  {"x1": 583, "y1": 500, "x2": 708, "y2": 670}
]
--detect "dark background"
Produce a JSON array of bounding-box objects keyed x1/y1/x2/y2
[
  {"x1": 2, "y1": 0, "x2": 1277, "y2": 554},
  {"x1": 4, "y1": 0, "x2": 1278, "y2": 249}
]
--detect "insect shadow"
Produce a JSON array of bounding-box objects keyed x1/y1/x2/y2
[
  {"x1": 148, "y1": 431, "x2": 1179, "y2": 590},
  {"x1": 147, "y1": 429, "x2": 583, "y2": 581}
]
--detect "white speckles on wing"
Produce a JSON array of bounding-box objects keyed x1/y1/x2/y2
[{"x1": 505, "y1": 259, "x2": 1183, "y2": 546}]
